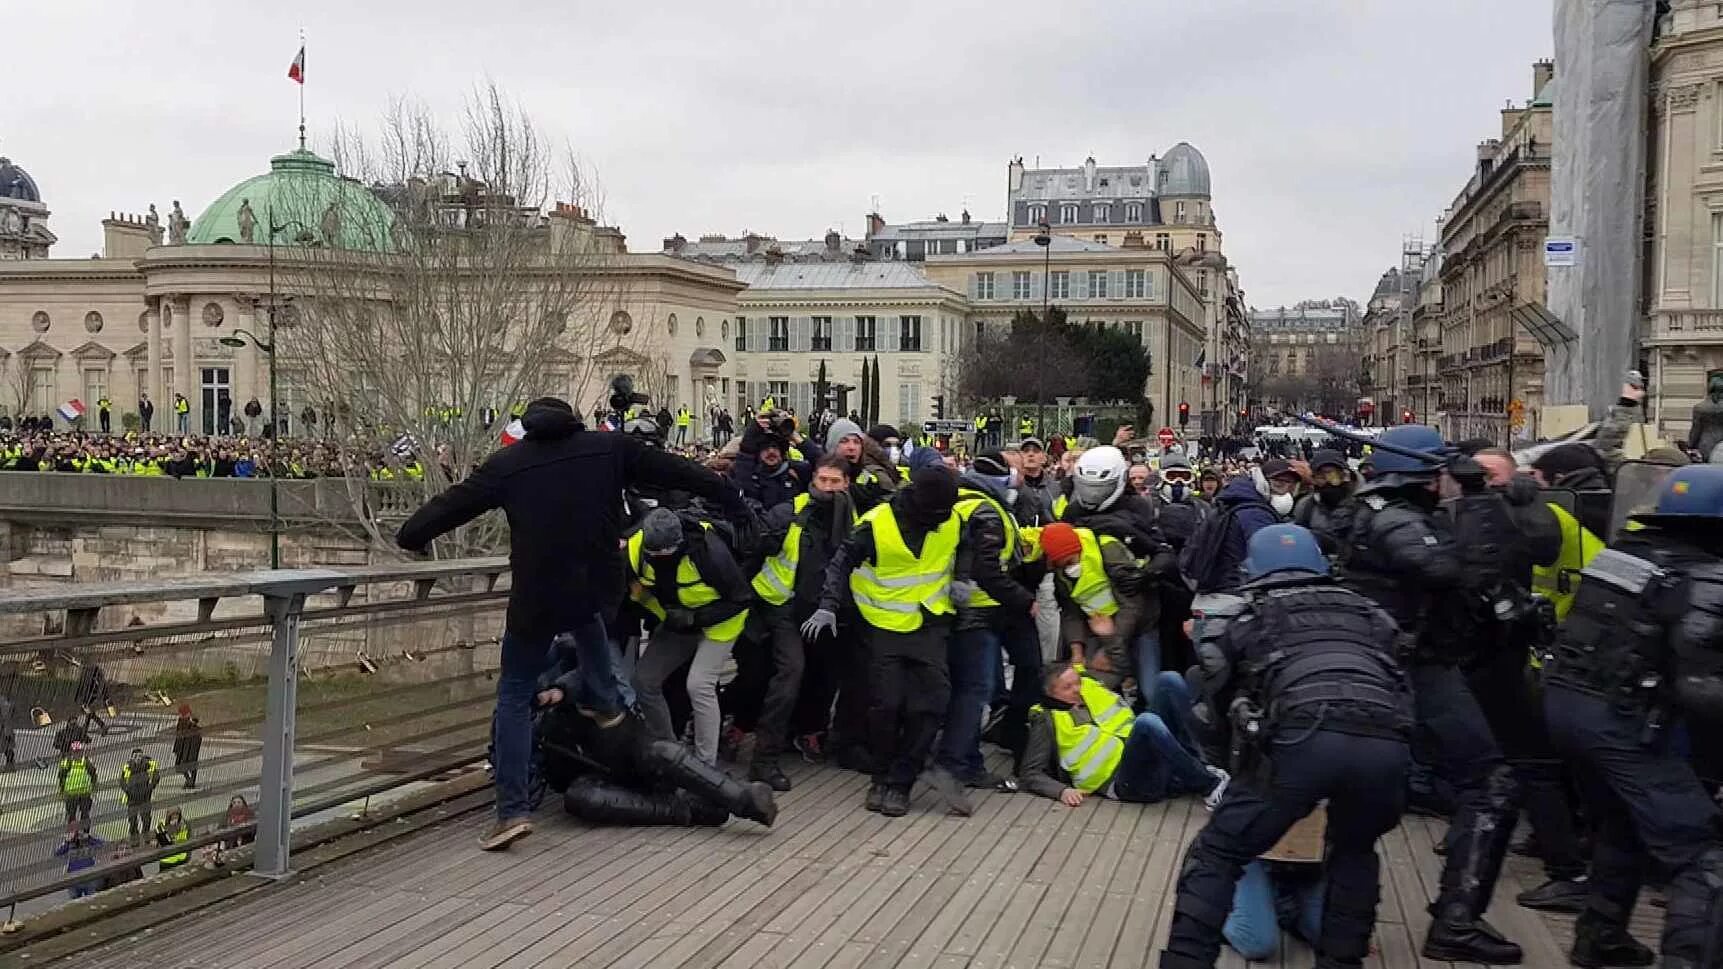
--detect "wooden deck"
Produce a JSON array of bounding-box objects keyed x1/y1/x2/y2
[{"x1": 53, "y1": 759, "x2": 1607, "y2": 969}]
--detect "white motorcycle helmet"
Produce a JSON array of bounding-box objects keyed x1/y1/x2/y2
[{"x1": 1071, "y1": 446, "x2": 1129, "y2": 512}]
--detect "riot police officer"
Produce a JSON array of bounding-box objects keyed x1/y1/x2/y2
[
  {"x1": 1544, "y1": 465, "x2": 1723, "y2": 969},
  {"x1": 1161, "y1": 524, "x2": 1410, "y2": 969},
  {"x1": 1337, "y1": 424, "x2": 1522, "y2": 964}
]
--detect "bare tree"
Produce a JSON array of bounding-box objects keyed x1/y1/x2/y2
[
  {"x1": 2, "y1": 355, "x2": 38, "y2": 419},
  {"x1": 271, "y1": 84, "x2": 657, "y2": 554}
]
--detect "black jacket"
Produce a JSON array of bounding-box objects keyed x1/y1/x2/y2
[
  {"x1": 760, "y1": 493, "x2": 853, "y2": 614},
  {"x1": 817, "y1": 486, "x2": 969, "y2": 617},
  {"x1": 397, "y1": 403, "x2": 745, "y2": 641},
  {"x1": 1339, "y1": 487, "x2": 1463, "y2": 645},
  {"x1": 954, "y1": 478, "x2": 1036, "y2": 628}
]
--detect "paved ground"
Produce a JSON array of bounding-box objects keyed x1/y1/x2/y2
[{"x1": 47, "y1": 757, "x2": 1636, "y2": 969}]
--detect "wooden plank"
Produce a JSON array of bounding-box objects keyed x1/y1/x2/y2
[
  {"x1": 1147, "y1": 799, "x2": 1205, "y2": 960},
  {"x1": 299, "y1": 895, "x2": 471, "y2": 969},
  {"x1": 1042, "y1": 803, "x2": 1142, "y2": 968},
  {"x1": 947, "y1": 794, "x2": 1093, "y2": 959},
  {"x1": 1110, "y1": 799, "x2": 1188, "y2": 969},
  {"x1": 225, "y1": 890, "x2": 433, "y2": 969},
  {"x1": 341, "y1": 900, "x2": 538, "y2": 969},
  {"x1": 1074, "y1": 806, "x2": 1159, "y2": 969},
  {"x1": 1006, "y1": 796, "x2": 1133, "y2": 968},
  {"x1": 889, "y1": 794, "x2": 1044, "y2": 969}
]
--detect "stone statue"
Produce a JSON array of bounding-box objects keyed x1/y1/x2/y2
[
  {"x1": 319, "y1": 200, "x2": 342, "y2": 245},
  {"x1": 167, "y1": 200, "x2": 189, "y2": 245},
  {"x1": 1692, "y1": 371, "x2": 1723, "y2": 460},
  {"x1": 236, "y1": 199, "x2": 257, "y2": 244},
  {"x1": 144, "y1": 203, "x2": 163, "y2": 244}
]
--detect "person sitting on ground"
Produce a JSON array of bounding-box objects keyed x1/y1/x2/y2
[{"x1": 1020, "y1": 660, "x2": 1226, "y2": 808}]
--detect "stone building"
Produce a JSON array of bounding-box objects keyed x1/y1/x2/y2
[
  {"x1": 0, "y1": 157, "x2": 56, "y2": 260},
  {"x1": 921, "y1": 237, "x2": 1207, "y2": 427},
  {"x1": 1003, "y1": 145, "x2": 1247, "y2": 426},
  {"x1": 0, "y1": 145, "x2": 743, "y2": 431},
  {"x1": 1360, "y1": 244, "x2": 1435, "y2": 425},
  {"x1": 1433, "y1": 62, "x2": 1553, "y2": 443},
  {"x1": 727, "y1": 259, "x2": 969, "y2": 428},
  {"x1": 864, "y1": 210, "x2": 1008, "y2": 262},
  {"x1": 1248, "y1": 300, "x2": 1364, "y2": 416},
  {"x1": 1642, "y1": 1, "x2": 1723, "y2": 441}
]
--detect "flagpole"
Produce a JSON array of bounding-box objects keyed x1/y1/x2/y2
[{"x1": 297, "y1": 28, "x2": 306, "y2": 150}]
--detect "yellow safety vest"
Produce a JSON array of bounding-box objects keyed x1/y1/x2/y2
[
  {"x1": 953, "y1": 488, "x2": 1019, "y2": 609},
  {"x1": 849, "y1": 503, "x2": 960, "y2": 632},
  {"x1": 1019, "y1": 418, "x2": 1034, "y2": 436},
  {"x1": 1053, "y1": 494, "x2": 1070, "y2": 520},
  {"x1": 1035, "y1": 674, "x2": 1134, "y2": 792},
  {"x1": 1064, "y1": 528, "x2": 1120, "y2": 617},
  {"x1": 752, "y1": 494, "x2": 858, "y2": 607},
  {"x1": 627, "y1": 526, "x2": 748, "y2": 643},
  {"x1": 159, "y1": 825, "x2": 189, "y2": 866},
  {"x1": 1532, "y1": 502, "x2": 1604, "y2": 624},
  {"x1": 60, "y1": 758, "x2": 93, "y2": 796}
]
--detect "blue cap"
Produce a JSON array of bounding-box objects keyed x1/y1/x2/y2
[{"x1": 1243, "y1": 524, "x2": 1329, "y2": 581}]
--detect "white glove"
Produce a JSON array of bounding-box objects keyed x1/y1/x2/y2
[
  {"x1": 950, "y1": 580, "x2": 978, "y2": 606},
  {"x1": 800, "y1": 608, "x2": 838, "y2": 641}
]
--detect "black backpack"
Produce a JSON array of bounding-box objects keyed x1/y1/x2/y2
[{"x1": 1179, "y1": 503, "x2": 1240, "y2": 594}]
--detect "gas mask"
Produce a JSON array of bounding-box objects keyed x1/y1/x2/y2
[
  {"x1": 1159, "y1": 480, "x2": 1190, "y2": 503},
  {"x1": 1270, "y1": 493, "x2": 1295, "y2": 516}
]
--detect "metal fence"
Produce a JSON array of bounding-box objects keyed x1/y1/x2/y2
[{"x1": 0, "y1": 559, "x2": 508, "y2": 918}]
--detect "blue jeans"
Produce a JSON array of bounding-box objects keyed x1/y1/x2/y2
[
  {"x1": 1111, "y1": 672, "x2": 1214, "y2": 803},
  {"x1": 548, "y1": 614, "x2": 630, "y2": 713},
  {"x1": 1222, "y1": 861, "x2": 1325, "y2": 960},
  {"x1": 1133, "y1": 629, "x2": 1162, "y2": 706},
  {"x1": 494, "y1": 625, "x2": 587, "y2": 822},
  {"x1": 937, "y1": 625, "x2": 998, "y2": 776}
]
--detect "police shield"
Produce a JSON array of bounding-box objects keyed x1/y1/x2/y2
[
  {"x1": 1609, "y1": 460, "x2": 1676, "y2": 541},
  {"x1": 1540, "y1": 487, "x2": 1579, "y2": 519}
]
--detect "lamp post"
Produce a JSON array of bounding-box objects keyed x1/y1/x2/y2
[
  {"x1": 1033, "y1": 221, "x2": 1051, "y2": 436},
  {"x1": 221, "y1": 326, "x2": 279, "y2": 568}
]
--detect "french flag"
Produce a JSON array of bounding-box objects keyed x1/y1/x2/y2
[
  {"x1": 499, "y1": 419, "x2": 526, "y2": 446},
  {"x1": 57, "y1": 399, "x2": 86, "y2": 423}
]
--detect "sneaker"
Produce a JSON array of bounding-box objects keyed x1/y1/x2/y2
[
  {"x1": 478, "y1": 816, "x2": 533, "y2": 851},
  {"x1": 864, "y1": 783, "x2": 886, "y2": 813},
  {"x1": 1202, "y1": 766, "x2": 1230, "y2": 812},
  {"x1": 1516, "y1": 877, "x2": 1590, "y2": 913},
  {"x1": 793, "y1": 733, "x2": 825, "y2": 763},
  {"x1": 924, "y1": 767, "x2": 975, "y2": 817},
  {"x1": 880, "y1": 786, "x2": 910, "y2": 818}
]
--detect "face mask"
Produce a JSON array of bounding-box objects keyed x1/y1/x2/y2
[
  {"x1": 1063, "y1": 563, "x2": 1083, "y2": 580},
  {"x1": 1270, "y1": 493, "x2": 1295, "y2": 516},
  {"x1": 809, "y1": 489, "x2": 836, "y2": 504},
  {"x1": 887, "y1": 445, "x2": 901, "y2": 465},
  {"x1": 1005, "y1": 488, "x2": 1019, "y2": 505},
  {"x1": 1160, "y1": 482, "x2": 1189, "y2": 503}
]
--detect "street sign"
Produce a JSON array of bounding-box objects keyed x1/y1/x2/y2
[
  {"x1": 922, "y1": 419, "x2": 970, "y2": 435},
  {"x1": 1156, "y1": 426, "x2": 1177, "y2": 447},
  {"x1": 1543, "y1": 236, "x2": 1577, "y2": 267}
]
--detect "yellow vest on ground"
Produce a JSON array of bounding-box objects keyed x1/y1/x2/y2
[
  {"x1": 1532, "y1": 502, "x2": 1604, "y2": 624},
  {"x1": 1035, "y1": 674, "x2": 1134, "y2": 792},
  {"x1": 1067, "y1": 528, "x2": 1121, "y2": 617},
  {"x1": 850, "y1": 503, "x2": 960, "y2": 633},
  {"x1": 953, "y1": 488, "x2": 1020, "y2": 609},
  {"x1": 627, "y1": 526, "x2": 748, "y2": 643}
]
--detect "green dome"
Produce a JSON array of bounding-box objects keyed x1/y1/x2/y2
[{"x1": 188, "y1": 148, "x2": 393, "y2": 251}]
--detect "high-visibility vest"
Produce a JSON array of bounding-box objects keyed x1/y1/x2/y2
[
  {"x1": 849, "y1": 503, "x2": 960, "y2": 633},
  {"x1": 121, "y1": 759, "x2": 159, "y2": 802},
  {"x1": 974, "y1": 416, "x2": 986, "y2": 431},
  {"x1": 60, "y1": 758, "x2": 93, "y2": 796},
  {"x1": 1034, "y1": 675, "x2": 1135, "y2": 792},
  {"x1": 1532, "y1": 501, "x2": 1604, "y2": 624},
  {"x1": 1019, "y1": 418, "x2": 1034, "y2": 437},
  {"x1": 752, "y1": 494, "x2": 858, "y2": 607},
  {"x1": 762, "y1": 396, "x2": 776, "y2": 411},
  {"x1": 676, "y1": 408, "x2": 691, "y2": 427},
  {"x1": 174, "y1": 397, "x2": 189, "y2": 415},
  {"x1": 953, "y1": 488, "x2": 1020, "y2": 609},
  {"x1": 1065, "y1": 528, "x2": 1121, "y2": 618},
  {"x1": 1053, "y1": 494, "x2": 1069, "y2": 520},
  {"x1": 627, "y1": 525, "x2": 748, "y2": 643},
  {"x1": 159, "y1": 824, "x2": 189, "y2": 866}
]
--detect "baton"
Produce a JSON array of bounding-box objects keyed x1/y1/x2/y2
[{"x1": 1289, "y1": 413, "x2": 1447, "y2": 467}]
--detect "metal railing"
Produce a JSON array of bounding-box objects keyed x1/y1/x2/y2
[{"x1": 0, "y1": 558, "x2": 507, "y2": 916}]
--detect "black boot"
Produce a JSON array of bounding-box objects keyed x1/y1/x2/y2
[
  {"x1": 647, "y1": 740, "x2": 778, "y2": 826},
  {"x1": 565, "y1": 779, "x2": 713, "y2": 825},
  {"x1": 749, "y1": 756, "x2": 792, "y2": 793},
  {"x1": 1570, "y1": 914, "x2": 1654, "y2": 969},
  {"x1": 1517, "y1": 877, "x2": 1591, "y2": 913},
  {"x1": 1422, "y1": 905, "x2": 1523, "y2": 965},
  {"x1": 879, "y1": 786, "x2": 910, "y2": 817},
  {"x1": 865, "y1": 783, "x2": 885, "y2": 813}
]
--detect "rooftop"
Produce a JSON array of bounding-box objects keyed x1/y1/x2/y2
[
  {"x1": 733, "y1": 260, "x2": 943, "y2": 291},
  {"x1": 936, "y1": 236, "x2": 1120, "y2": 258},
  {"x1": 666, "y1": 232, "x2": 862, "y2": 263}
]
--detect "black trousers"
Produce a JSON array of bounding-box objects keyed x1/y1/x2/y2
[
  {"x1": 866, "y1": 624, "x2": 951, "y2": 790},
  {"x1": 1465, "y1": 651, "x2": 1586, "y2": 881},
  {"x1": 1161, "y1": 729, "x2": 1409, "y2": 969},
  {"x1": 1545, "y1": 685, "x2": 1723, "y2": 965},
  {"x1": 750, "y1": 603, "x2": 808, "y2": 763},
  {"x1": 1411, "y1": 662, "x2": 1520, "y2": 918},
  {"x1": 827, "y1": 623, "x2": 873, "y2": 766}
]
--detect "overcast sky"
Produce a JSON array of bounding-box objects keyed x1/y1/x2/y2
[{"x1": 10, "y1": 0, "x2": 1552, "y2": 309}]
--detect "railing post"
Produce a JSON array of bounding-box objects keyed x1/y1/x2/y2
[{"x1": 254, "y1": 590, "x2": 305, "y2": 878}]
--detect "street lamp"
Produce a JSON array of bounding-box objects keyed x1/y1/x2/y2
[
  {"x1": 221, "y1": 327, "x2": 280, "y2": 569},
  {"x1": 1033, "y1": 221, "x2": 1051, "y2": 436}
]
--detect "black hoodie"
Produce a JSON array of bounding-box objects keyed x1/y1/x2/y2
[{"x1": 398, "y1": 401, "x2": 746, "y2": 643}]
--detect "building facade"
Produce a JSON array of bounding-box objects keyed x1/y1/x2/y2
[
  {"x1": 0, "y1": 157, "x2": 55, "y2": 261},
  {"x1": 0, "y1": 147, "x2": 742, "y2": 433},
  {"x1": 1360, "y1": 244, "x2": 1436, "y2": 425},
  {"x1": 1643, "y1": 1, "x2": 1723, "y2": 441},
  {"x1": 1248, "y1": 300, "x2": 1364, "y2": 416},
  {"x1": 922, "y1": 237, "x2": 1207, "y2": 427},
  {"x1": 1433, "y1": 61, "x2": 1553, "y2": 443},
  {"x1": 864, "y1": 210, "x2": 1007, "y2": 262},
  {"x1": 726, "y1": 259, "x2": 969, "y2": 428}
]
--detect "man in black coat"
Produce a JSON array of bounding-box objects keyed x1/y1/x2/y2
[{"x1": 396, "y1": 396, "x2": 749, "y2": 851}]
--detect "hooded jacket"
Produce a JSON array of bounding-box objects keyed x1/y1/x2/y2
[
  {"x1": 954, "y1": 473, "x2": 1037, "y2": 628},
  {"x1": 1194, "y1": 477, "x2": 1284, "y2": 592},
  {"x1": 397, "y1": 401, "x2": 746, "y2": 645},
  {"x1": 817, "y1": 483, "x2": 969, "y2": 618}
]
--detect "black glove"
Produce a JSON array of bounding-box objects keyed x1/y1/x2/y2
[
  {"x1": 1448, "y1": 455, "x2": 1488, "y2": 495},
  {"x1": 662, "y1": 609, "x2": 699, "y2": 632}
]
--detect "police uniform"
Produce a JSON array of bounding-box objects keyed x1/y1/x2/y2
[
  {"x1": 1161, "y1": 525, "x2": 1410, "y2": 969},
  {"x1": 1543, "y1": 466, "x2": 1723, "y2": 969},
  {"x1": 1336, "y1": 425, "x2": 1523, "y2": 964}
]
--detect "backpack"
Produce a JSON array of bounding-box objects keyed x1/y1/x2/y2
[
  {"x1": 677, "y1": 501, "x2": 764, "y2": 576},
  {"x1": 1179, "y1": 503, "x2": 1241, "y2": 594}
]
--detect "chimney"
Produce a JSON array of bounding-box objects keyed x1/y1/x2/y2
[
  {"x1": 744, "y1": 232, "x2": 762, "y2": 255},
  {"x1": 1008, "y1": 156, "x2": 1025, "y2": 193},
  {"x1": 1083, "y1": 156, "x2": 1097, "y2": 192},
  {"x1": 1532, "y1": 59, "x2": 1554, "y2": 97},
  {"x1": 824, "y1": 229, "x2": 841, "y2": 252},
  {"x1": 866, "y1": 211, "x2": 886, "y2": 238},
  {"x1": 935, "y1": 213, "x2": 948, "y2": 223},
  {"x1": 101, "y1": 212, "x2": 157, "y2": 259},
  {"x1": 662, "y1": 232, "x2": 687, "y2": 253},
  {"x1": 764, "y1": 245, "x2": 784, "y2": 267},
  {"x1": 961, "y1": 209, "x2": 971, "y2": 225},
  {"x1": 850, "y1": 245, "x2": 868, "y2": 265}
]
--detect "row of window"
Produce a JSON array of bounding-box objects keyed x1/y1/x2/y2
[
  {"x1": 735, "y1": 379, "x2": 925, "y2": 426},
  {"x1": 975, "y1": 268, "x2": 1153, "y2": 302},
  {"x1": 1021, "y1": 200, "x2": 1202, "y2": 226},
  {"x1": 734, "y1": 315, "x2": 928, "y2": 353}
]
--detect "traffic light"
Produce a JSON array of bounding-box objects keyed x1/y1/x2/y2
[
  {"x1": 1177, "y1": 402, "x2": 1190, "y2": 427},
  {"x1": 932, "y1": 395, "x2": 945, "y2": 419},
  {"x1": 1401, "y1": 409, "x2": 1415, "y2": 424}
]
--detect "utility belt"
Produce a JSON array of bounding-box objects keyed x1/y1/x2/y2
[{"x1": 1228, "y1": 681, "x2": 1408, "y2": 786}]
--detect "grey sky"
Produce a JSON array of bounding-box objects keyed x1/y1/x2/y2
[{"x1": 10, "y1": 0, "x2": 1552, "y2": 309}]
